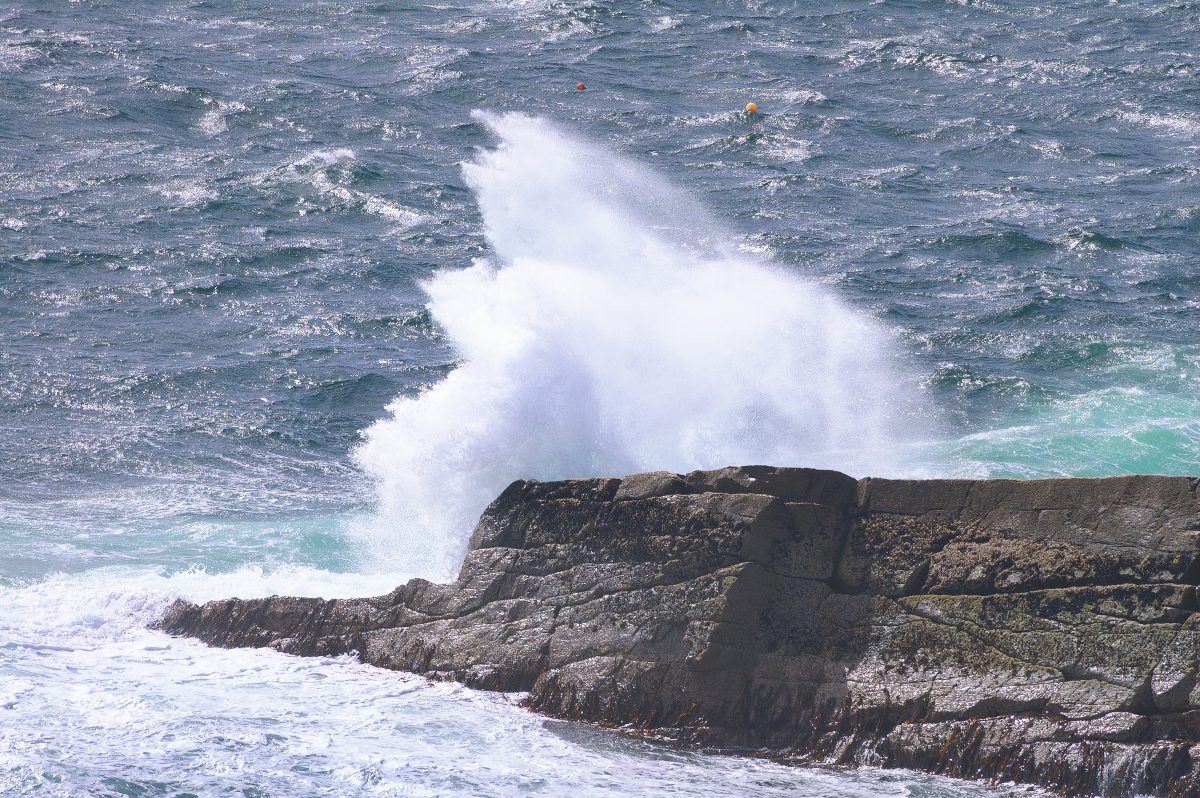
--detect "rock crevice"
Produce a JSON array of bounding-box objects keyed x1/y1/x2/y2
[{"x1": 158, "y1": 466, "x2": 1200, "y2": 797}]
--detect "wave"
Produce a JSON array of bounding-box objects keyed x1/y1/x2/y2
[
  {"x1": 926, "y1": 229, "x2": 1055, "y2": 258},
  {"x1": 353, "y1": 112, "x2": 931, "y2": 580}
]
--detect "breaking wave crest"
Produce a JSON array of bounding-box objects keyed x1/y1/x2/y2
[{"x1": 355, "y1": 112, "x2": 930, "y2": 579}]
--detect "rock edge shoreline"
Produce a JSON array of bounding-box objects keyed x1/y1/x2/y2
[{"x1": 158, "y1": 466, "x2": 1200, "y2": 797}]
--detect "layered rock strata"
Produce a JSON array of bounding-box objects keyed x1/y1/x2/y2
[{"x1": 159, "y1": 467, "x2": 1200, "y2": 797}]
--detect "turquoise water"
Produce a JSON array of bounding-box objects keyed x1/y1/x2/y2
[{"x1": 2, "y1": 0, "x2": 1197, "y2": 794}]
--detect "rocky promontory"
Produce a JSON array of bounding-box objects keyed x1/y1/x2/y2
[{"x1": 159, "y1": 467, "x2": 1200, "y2": 797}]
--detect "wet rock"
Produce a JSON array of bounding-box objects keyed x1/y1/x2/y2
[{"x1": 157, "y1": 467, "x2": 1200, "y2": 797}]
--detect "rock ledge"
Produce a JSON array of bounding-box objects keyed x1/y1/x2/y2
[{"x1": 159, "y1": 466, "x2": 1200, "y2": 797}]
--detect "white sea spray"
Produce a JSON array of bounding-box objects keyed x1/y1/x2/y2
[{"x1": 354, "y1": 112, "x2": 931, "y2": 579}]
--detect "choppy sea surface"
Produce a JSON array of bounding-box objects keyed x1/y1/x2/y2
[{"x1": 2, "y1": 1, "x2": 1197, "y2": 795}]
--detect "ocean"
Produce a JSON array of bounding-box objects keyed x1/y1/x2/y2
[{"x1": 2, "y1": 0, "x2": 1197, "y2": 794}]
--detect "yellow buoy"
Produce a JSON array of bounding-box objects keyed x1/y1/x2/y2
[{"x1": 745, "y1": 102, "x2": 758, "y2": 114}]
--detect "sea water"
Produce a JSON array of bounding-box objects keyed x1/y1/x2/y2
[{"x1": 2, "y1": 0, "x2": 1197, "y2": 795}]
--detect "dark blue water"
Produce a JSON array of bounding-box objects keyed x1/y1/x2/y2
[
  {"x1": 1, "y1": 2, "x2": 1197, "y2": 795},
  {"x1": 4, "y1": 0, "x2": 1200, "y2": 533}
]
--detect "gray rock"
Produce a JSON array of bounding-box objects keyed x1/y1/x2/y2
[{"x1": 156, "y1": 467, "x2": 1200, "y2": 797}]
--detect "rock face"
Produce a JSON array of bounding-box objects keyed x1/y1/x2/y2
[{"x1": 158, "y1": 467, "x2": 1200, "y2": 797}]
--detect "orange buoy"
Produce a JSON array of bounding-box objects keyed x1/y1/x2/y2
[
  {"x1": 745, "y1": 102, "x2": 758, "y2": 114},
  {"x1": 577, "y1": 82, "x2": 586, "y2": 91}
]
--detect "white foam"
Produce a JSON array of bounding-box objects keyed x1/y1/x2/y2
[
  {"x1": 354, "y1": 112, "x2": 931, "y2": 580},
  {"x1": 262, "y1": 148, "x2": 427, "y2": 229},
  {"x1": 779, "y1": 88, "x2": 828, "y2": 105},
  {"x1": 401, "y1": 44, "x2": 469, "y2": 94},
  {"x1": 0, "y1": 565, "x2": 409, "y2": 649},
  {"x1": 762, "y1": 133, "x2": 816, "y2": 162},
  {"x1": 1118, "y1": 110, "x2": 1200, "y2": 137},
  {"x1": 161, "y1": 180, "x2": 216, "y2": 206},
  {"x1": 0, "y1": 565, "x2": 1008, "y2": 798}
]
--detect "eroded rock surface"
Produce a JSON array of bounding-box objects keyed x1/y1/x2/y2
[{"x1": 158, "y1": 466, "x2": 1200, "y2": 797}]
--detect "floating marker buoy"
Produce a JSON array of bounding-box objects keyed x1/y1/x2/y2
[
  {"x1": 745, "y1": 102, "x2": 758, "y2": 114},
  {"x1": 577, "y1": 82, "x2": 586, "y2": 91}
]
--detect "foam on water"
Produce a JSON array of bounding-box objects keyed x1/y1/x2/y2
[
  {"x1": 0, "y1": 565, "x2": 1018, "y2": 798},
  {"x1": 354, "y1": 112, "x2": 931, "y2": 579},
  {"x1": 4, "y1": 2, "x2": 1197, "y2": 793}
]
